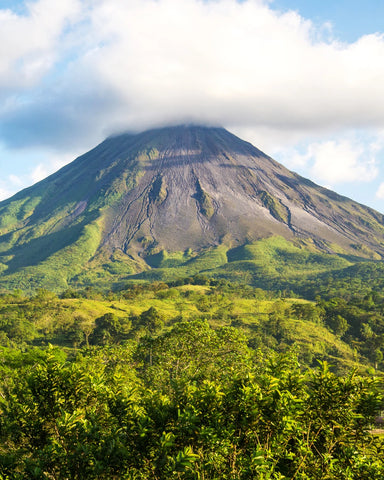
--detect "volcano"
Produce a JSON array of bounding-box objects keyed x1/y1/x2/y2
[{"x1": 0, "y1": 125, "x2": 383, "y2": 292}]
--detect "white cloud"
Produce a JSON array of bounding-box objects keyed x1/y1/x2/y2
[
  {"x1": 82, "y1": 0, "x2": 384, "y2": 134},
  {"x1": 30, "y1": 163, "x2": 49, "y2": 183},
  {"x1": 0, "y1": 0, "x2": 81, "y2": 93},
  {"x1": 0, "y1": 170, "x2": 23, "y2": 201},
  {"x1": 9, "y1": 174, "x2": 23, "y2": 186},
  {"x1": 310, "y1": 140, "x2": 378, "y2": 184},
  {"x1": 0, "y1": 0, "x2": 384, "y2": 151},
  {"x1": 0, "y1": 145, "x2": 78, "y2": 203},
  {"x1": 277, "y1": 135, "x2": 380, "y2": 186},
  {"x1": 376, "y1": 182, "x2": 384, "y2": 199},
  {"x1": 0, "y1": 186, "x2": 13, "y2": 201},
  {"x1": 29, "y1": 152, "x2": 75, "y2": 183}
]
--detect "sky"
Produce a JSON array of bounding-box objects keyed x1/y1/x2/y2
[{"x1": 1, "y1": 0, "x2": 384, "y2": 212}]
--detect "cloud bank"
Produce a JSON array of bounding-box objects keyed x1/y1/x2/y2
[
  {"x1": 2, "y1": 0, "x2": 384, "y2": 142},
  {"x1": 0, "y1": 0, "x2": 384, "y2": 195},
  {"x1": 276, "y1": 135, "x2": 381, "y2": 187}
]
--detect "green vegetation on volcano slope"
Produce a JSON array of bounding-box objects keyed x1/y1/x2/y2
[
  {"x1": 0, "y1": 143, "x2": 145, "y2": 292},
  {"x1": 206, "y1": 236, "x2": 353, "y2": 290},
  {"x1": 70, "y1": 236, "x2": 355, "y2": 294},
  {"x1": 0, "y1": 232, "x2": 379, "y2": 297},
  {"x1": 131, "y1": 236, "x2": 384, "y2": 303},
  {"x1": 298, "y1": 261, "x2": 384, "y2": 299}
]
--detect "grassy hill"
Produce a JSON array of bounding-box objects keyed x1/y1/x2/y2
[{"x1": 1, "y1": 278, "x2": 381, "y2": 375}]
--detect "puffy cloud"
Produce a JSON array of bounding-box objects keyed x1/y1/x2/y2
[
  {"x1": 0, "y1": 147, "x2": 78, "y2": 202},
  {"x1": 30, "y1": 163, "x2": 49, "y2": 183},
  {"x1": 0, "y1": 0, "x2": 81, "y2": 92},
  {"x1": 276, "y1": 135, "x2": 380, "y2": 186},
  {"x1": 310, "y1": 139, "x2": 378, "y2": 184},
  {"x1": 376, "y1": 183, "x2": 384, "y2": 199},
  {"x1": 9, "y1": 174, "x2": 23, "y2": 187},
  {"x1": 0, "y1": 0, "x2": 384, "y2": 152},
  {"x1": 30, "y1": 155, "x2": 70, "y2": 183},
  {"x1": 0, "y1": 186, "x2": 13, "y2": 201},
  {"x1": 0, "y1": 173, "x2": 22, "y2": 200}
]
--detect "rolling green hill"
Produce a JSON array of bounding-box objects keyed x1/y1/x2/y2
[{"x1": 0, "y1": 280, "x2": 373, "y2": 374}]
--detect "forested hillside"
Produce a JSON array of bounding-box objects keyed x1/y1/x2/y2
[
  {"x1": 1, "y1": 278, "x2": 384, "y2": 372},
  {"x1": 1, "y1": 278, "x2": 384, "y2": 478}
]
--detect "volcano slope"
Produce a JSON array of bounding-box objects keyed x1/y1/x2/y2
[{"x1": 0, "y1": 125, "x2": 383, "y2": 292}]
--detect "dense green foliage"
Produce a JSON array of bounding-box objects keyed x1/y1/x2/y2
[
  {"x1": 1, "y1": 278, "x2": 384, "y2": 372},
  {"x1": 1, "y1": 281, "x2": 384, "y2": 478},
  {"x1": 0, "y1": 329, "x2": 383, "y2": 479},
  {"x1": 299, "y1": 262, "x2": 384, "y2": 300}
]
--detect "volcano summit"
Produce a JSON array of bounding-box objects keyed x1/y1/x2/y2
[{"x1": 0, "y1": 125, "x2": 383, "y2": 291}]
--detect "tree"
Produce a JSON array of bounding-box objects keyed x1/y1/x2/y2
[
  {"x1": 373, "y1": 348, "x2": 383, "y2": 370},
  {"x1": 90, "y1": 313, "x2": 122, "y2": 345},
  {"x1": 66, "y1": 322, "x2": 85, "y2": 348},
  {"x1": 291, "y1": 302, "x2": 322, "y2": 323},
  {"x1": 135, "y1": 320, "x2": 252, "y2": 391},
  {"x1": 332, "y1": 314, "x2": 349, "y2": 337},
  {"x1": 138, "y1": 307, "x2": 164, "y2": 334}
]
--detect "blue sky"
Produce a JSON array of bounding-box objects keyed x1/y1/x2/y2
[
  {"x1": 1, "y1": 0, "x2": 384, "y2": 212},
  {"x1": 273, "y1": 0, "x2": 384, "y2": 42}
]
